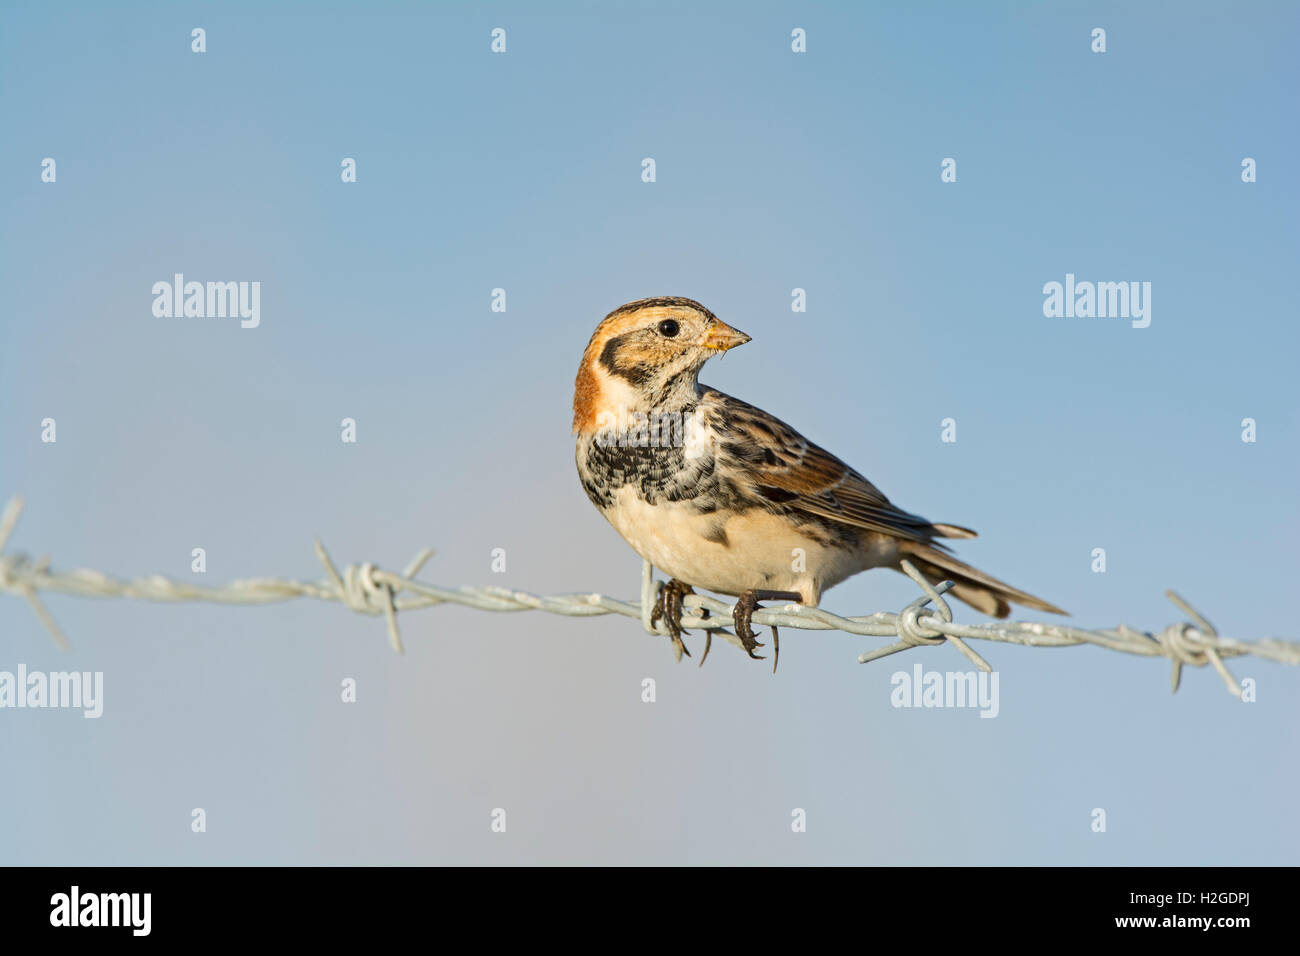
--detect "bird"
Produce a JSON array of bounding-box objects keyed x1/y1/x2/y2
[{"x1": 573, "y1": 296, "x2": 1066, "y2": 668}]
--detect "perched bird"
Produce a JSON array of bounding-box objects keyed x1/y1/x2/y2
[{"x1": 573, "y1": 296, "x2": 1066, "y2": 667}]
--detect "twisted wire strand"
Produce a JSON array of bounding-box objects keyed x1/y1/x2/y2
[{"x1": 1, "y1": 496, "x2": 1295, "y2": 697}]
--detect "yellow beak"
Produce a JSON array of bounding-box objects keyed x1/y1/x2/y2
[{"x1": 701, "y1": 321, "x2": 752, "y2": 352}]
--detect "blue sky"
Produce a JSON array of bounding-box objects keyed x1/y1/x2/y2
[{"x1": 1, "y1": 0, "x2": 1297, "y2": 864}]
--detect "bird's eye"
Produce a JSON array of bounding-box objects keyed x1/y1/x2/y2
[{"x1": 658, "y1": 319, "x2": 680, "y2": 338}]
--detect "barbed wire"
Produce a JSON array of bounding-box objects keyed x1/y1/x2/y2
[{"x1": 1, "y1": 495, "x2": 1295, "y2": 697}]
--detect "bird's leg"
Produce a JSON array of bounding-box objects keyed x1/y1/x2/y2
[
  {"x1": 651, "y1": 579, "x2": 696, "y2": 661},
  {"x1": 733, "y1": 589, "x2": 803, "y2": 672}
]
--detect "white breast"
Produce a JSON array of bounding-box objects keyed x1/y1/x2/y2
[{"x1": 600, "y1": 486, "x2": 890, "y2": 606}]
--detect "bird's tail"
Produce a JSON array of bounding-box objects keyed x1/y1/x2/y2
[{"x1": 898, "y1": 542, "x2": 1068, "y2": 619}]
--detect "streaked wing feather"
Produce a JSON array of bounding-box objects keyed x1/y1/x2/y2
[{"x1": 706, "y1": 389, "x2": 942, "y2": 544}]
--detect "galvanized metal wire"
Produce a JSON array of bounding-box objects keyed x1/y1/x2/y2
[{"x1": 1, "y1": 496, "x2": 1294, "y2": 697}]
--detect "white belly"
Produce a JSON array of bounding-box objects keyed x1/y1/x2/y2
[{"x1": 601, "y1": 487, "x2": 894, "y2": 605}]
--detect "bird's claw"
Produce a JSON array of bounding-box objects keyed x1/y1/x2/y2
[
  {"x1": 732, "y1": 591, "x2": 768, "y2": 659},
  {"x1": 653, "y1": 583, "x2": 793, "y2": 672},
  {"x1": 651, "y1": 579, "x2": 695, "y2": 661},
  {"x1": 698, "y1": 630, "x2": 712, "y2": 667},
  {"x1": 734, "y1": 589, "x2": 800, "y2": 673}
]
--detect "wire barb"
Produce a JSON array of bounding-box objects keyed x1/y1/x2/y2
[{"x1": 0, "y1": 496, "x2": 1294, "y2": 697}]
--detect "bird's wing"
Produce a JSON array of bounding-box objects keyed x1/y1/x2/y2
[{"x1": 703, "y1": 389, "x2": 971, "y2": 545}]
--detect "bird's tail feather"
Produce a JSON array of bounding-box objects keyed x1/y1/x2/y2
[
  {"x1": 930, "y1": 522, "x2": 977, "y2": 539},
  {"x1": 899, "y1": 543, "x2": 1068, "y2": 619}
]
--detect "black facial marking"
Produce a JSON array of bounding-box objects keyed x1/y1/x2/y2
[
  {"x1": 597, "y1": 334, "x2": 624, "y2": 373},
  {"x1": 598, "y1": 333, "x2": 655, "y2": 387}
]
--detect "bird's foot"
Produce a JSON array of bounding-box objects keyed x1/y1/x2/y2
[
  {"x1": 651, "y1": 579, "x2": 696, "y2": 661},
  {"x1": 733, "y1": 589, "x2": 803, "y2": 673}
]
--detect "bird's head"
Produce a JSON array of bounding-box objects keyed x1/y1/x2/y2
[{"x1": 573, "y1": 297, "x2": 750, "y2": 433}]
